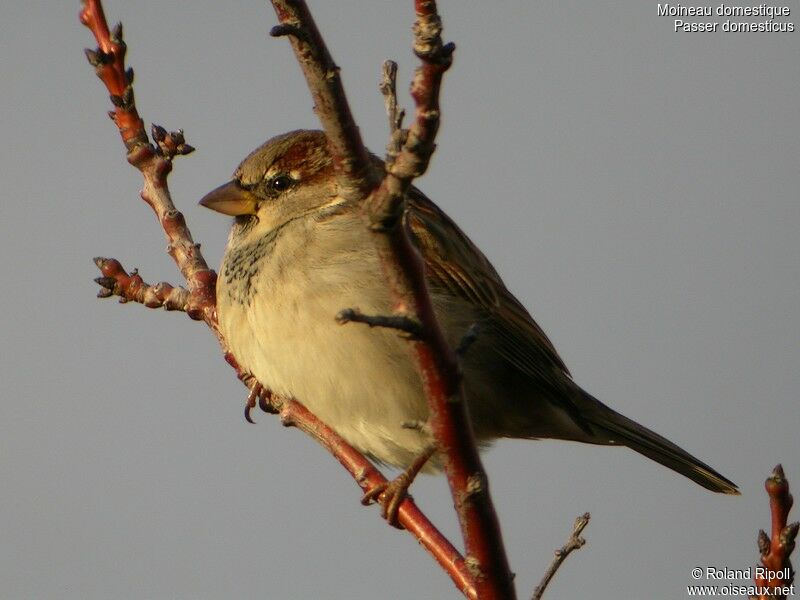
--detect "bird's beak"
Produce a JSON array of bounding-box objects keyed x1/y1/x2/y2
[{"x1": 199, "y1": 181, "x2": 259, "y2": 216}]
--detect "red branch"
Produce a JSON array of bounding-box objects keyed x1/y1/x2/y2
[
  {"x1": 274, "y1": 397, "x2": 475, "y2": 599},
  {"x1": 370, "y1": 3, "x2": 513, "y2": 597},
  {"x1": 81, "y1": 1, "x2": 472, "y2": 595},
  {"x1": 754, "y1": 465, "x2": 798, "y2": 600},
  {"x1": 370, "y1": 0, "x2": 454, "y2": 223},
  {"x1": 94, "y1": 257, "x2": 190, "y2": 311},
  {"x1": 269, "y1": 1, "x2": 378, "y2": 200},
  {"x1": 80, "y1": 0, "x2": 214, "y2": 323},
  {"x1": 222, "y1": 356, "x2": 476, "y2": 597},
  {"x1": 380, "y1": 225, "x2": 514, "y2": 598},
  {"x1": 79, "y1": 0, "x2": 145, "y2": 150},
  {"x1": 269, "y1": 1, "x2": 514, "y2": 597}
]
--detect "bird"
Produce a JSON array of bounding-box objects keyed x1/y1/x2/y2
[{"x1": 200, "y1": 129, "x2": 738, "y2": 508}]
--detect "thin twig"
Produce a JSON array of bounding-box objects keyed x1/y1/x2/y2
[
  {"x1": 80, "y1": 0, "x2": 215, "y2": 322},
  {"x1": 336, "y1": 308, "x2": 424, "y2": 339},
  {"x1": 93, "y1": 257, "x2": 190, "y2": 311},
  {"x1": 368, "y1": 1, "x2": 455, "y2": 228},
  {"x1": 532, "y1": 513, "x2": 591, "y2": 600},
  {"x1": 754, "y1": 465, "x2": 797, "y2": 600},
  {"x1": 380, "y1": 60, "x2": 406, "y2": 168},
  {"x1": 380, "y1": 60, "x2": 402, "y2": 133},
  {"x1": 269, "y1": 0, "x2": 379, "y2": 200}
]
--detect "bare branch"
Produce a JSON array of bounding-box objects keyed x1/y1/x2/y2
[
  {"x1": 366, "y1": 2, "x2": 455, "y2": 228},
  {"x1": 93, "y1": 257, "x2": 190, "y2": 311},
  {"x1": 336, "y1": 308, "x2": 424, "y2": 339},
  {"x1": 754, "y1": 465, "x2": 797, "y2": 599},
  {"x1": 380, "y1": 60, "x2": 405, "y2": 135},
  {"x1": 80, "y1": 0, "x2": 215, "y2": 323},
  {"x1": 80, "y1": 5, "x2": 147, "y2": 152},
  {"x1": 531, "y1": 513, "x2": 591, "y2": 600},
  {"x1": 380, "y1": 60, "x2": 406, "y2": 168},
  {"x1": 262, "y1": 392, "x2": 476, "y2": 599},
  {"x1": 359, "y1": 3, "x2": 514, "y2": 595},
  {"x1": 269, "y1": 1, "x2": 378, "y2": 200}
]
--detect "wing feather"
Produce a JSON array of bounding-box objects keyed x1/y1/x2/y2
[{"x1": 405, "y1": 187, "x2": 570, "y2": 382}]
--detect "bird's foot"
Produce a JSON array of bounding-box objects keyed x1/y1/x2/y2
[
  {"x1": 241, "y1": 376, "x2": 277, "y2": 423},
  {"x1": 244, "y1": 383, "x2": 260, "y2": 423},
  {"x1": 361, "y1": 476, "x2": 412, "y2": 529},
  {"x1": 361, "y1": 444, "x2": 436, "y2": 528}
]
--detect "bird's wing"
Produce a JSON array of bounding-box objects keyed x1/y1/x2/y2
[{"x1": 405, "y1": 187, "x2": 571, "y2": 382}]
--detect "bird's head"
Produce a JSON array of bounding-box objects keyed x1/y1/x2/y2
[{"x1": 200, "y1": 130, "x2": 340, "y2": 233}]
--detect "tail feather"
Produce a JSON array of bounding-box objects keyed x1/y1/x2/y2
[{"x1": 578, "y1": 392, "x2": 739, "y2": 495}]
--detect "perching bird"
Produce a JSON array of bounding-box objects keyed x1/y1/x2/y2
[{"x1": 200, "y1": 129, "x2": 738, "y2": 499}]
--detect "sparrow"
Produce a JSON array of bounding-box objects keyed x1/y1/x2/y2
[{"x1": 200, "y1": 129, "x2": 738, "y2": 497}]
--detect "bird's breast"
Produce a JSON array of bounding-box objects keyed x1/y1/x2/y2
[{"x1": 217, "y1": 216, "x2": 433, "y2": 466}]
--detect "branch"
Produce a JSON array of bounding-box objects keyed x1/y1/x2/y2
[
  {"x1": 268, "y1": 1, "x2": 514, "y2": 597},
  {"x1": 266, "y1": 394, "x2": 476, "y2": 599},
  {"x1": 93, "y1": 257, "x2": 190, "y2": 311},
  {"x1": 754, "y1": 465, "x2": 797, "y2": 600},
  {"x1": 336, "y1": 308, "x2": 424, "y2": 339},
  {"x1": 80, "y1": 0, "x2": 214, "y2": 323},
  {"x1": 531, "y1": 513, "x2": 590, "y2": 600},
  {"x1": 368, "y1": 4, "x2": 514, "y2": 596},
  {"x1": 269, "y1": 1, "x2": 378, "y2": 200},
  {"x1": 379, "y1": 60, "x2": 406, "y2": 167},
  {"x1": 367, "y1": 1, "x2": 455, "y2": 227},
  {"x1": 81, "y1": 3, "x2": 473, "y2": 594}
]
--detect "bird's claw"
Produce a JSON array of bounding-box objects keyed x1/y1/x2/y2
[
  {"x1": 361, "y1": 475, "x2": 413, "y2": 529},
  {"x1": 244, "y1": 386, "x2": 258, "y2": 424},
  {"x1": 243, "y1": 379, "x2": 274, "y2": 422},
  {"x1": 360, "y1": 444, "x2": 436, "y2": 528}
]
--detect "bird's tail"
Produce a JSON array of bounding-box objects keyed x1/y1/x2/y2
[{"x1": 577, "y1": 391, "x2": 739, "y2": 495}]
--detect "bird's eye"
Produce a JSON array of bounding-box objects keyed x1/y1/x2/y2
[{"x1": 268, "y1": 174, "x2": 294, "y2": 193}]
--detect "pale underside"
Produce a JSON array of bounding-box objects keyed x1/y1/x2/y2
[{"x1": 217, "y1": 195, "x2": 585, "y2": 469}]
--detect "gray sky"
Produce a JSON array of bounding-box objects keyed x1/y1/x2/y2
[{"x1": 2, "y1": 2, "x2": 798, "y2": 598}]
